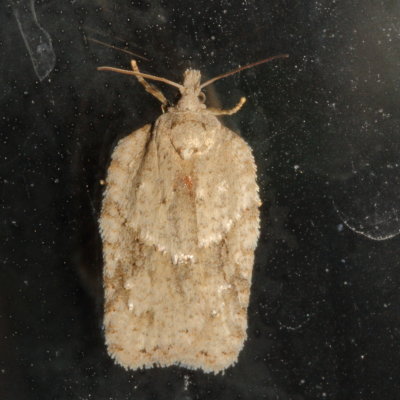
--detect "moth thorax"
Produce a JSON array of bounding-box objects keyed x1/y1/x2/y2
[{"x1": 170, "y1": 116, "x2": 219, "y2": 160}]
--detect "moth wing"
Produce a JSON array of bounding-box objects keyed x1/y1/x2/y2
[
  {"x1": 100, "y1": 122, "x2": 260, "y2": 373},
  {"x1": 194, "y1": 126, "x2": 261, "y2": 248},
  {"x1": 100, "y1": 124, "x2": 152, "y2": 281}
]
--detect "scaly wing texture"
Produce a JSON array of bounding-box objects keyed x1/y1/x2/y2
[
  {"x1": 124, "y1": 113, "x2": 260, "y2": 259},
  {"x1": 100, "y1": 121, "x2": 260, "y2": 373}
]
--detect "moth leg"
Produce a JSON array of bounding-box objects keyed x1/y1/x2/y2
[
  {"x1": 208, "y1": 97, "x2": 246, "y2": 116},
  {"x1": 130, "y1": 60, "x2": 169, "y2": 108}
]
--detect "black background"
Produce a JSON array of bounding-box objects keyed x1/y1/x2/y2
[{"x1": 1, "y1": 0, "x2": 400, "y2": 399}]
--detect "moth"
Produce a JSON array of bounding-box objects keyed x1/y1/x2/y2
[{"x1": 98, "y1": 54, "x2": 288, "y2": 373}]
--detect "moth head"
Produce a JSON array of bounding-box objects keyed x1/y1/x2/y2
[
  {"x1": 176, "y1": 69, "x2": 206, "y2": 112},
  {"x1": 182, "y1": 69, "x2": 202, "y2": 91}
]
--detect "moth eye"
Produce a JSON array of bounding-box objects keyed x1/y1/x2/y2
[{"x1": 198, "y1": 92, "x2": 206, "y2": 103}]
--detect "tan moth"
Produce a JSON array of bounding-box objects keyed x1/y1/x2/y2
[{"x1": 98, "y1": 54, "x2": 288, "y2": 373}]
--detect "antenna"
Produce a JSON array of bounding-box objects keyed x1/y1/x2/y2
[
  {"x1": 97, "y1": 66, "x2": 184, "y2": 91},
  {"x1": 88, "y1": 37, "x2": 149, "y2": 61},
  {"x1": 200, "y1": 54, "x2": 289, "y2": 89}
]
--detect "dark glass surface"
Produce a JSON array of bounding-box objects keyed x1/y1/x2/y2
[{"x1": 1, "y1": 0, "x2": 399, "y2": 399}]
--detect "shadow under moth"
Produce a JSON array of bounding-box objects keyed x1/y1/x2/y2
[{"x1": 98, "y1": 54, "x2": 288, "y2": 373}]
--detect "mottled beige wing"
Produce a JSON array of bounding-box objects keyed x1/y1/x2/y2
[
  {"x1": 100, "y1": 122, "x2": 260, "y2": 373},
  {"x1": 194, "y1": 125, "x2": 261, "y2": 247},
  {"x1": 99, "y1": 124, "x2": 151, "y2": 285}
]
